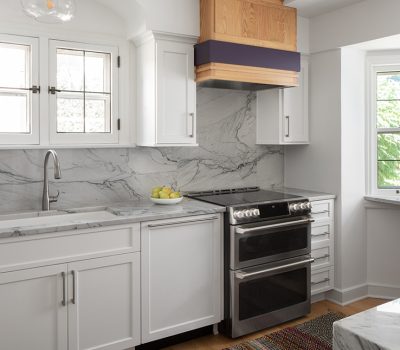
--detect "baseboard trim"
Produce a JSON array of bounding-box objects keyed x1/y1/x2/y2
[
  {"x1": 323, "y1": 283, "x2": 399, "y2": 306},
  {"x1": 368, "y1": 283, "x2": 400, "y2": 300}
]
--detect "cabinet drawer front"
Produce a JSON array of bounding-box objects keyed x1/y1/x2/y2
[
  {"x1": 0, "y1": 225, "x2": 140, "y2": 271},
  {"x1": 311, "y1": 222, "x2": 332, "y2": 244},
  {"x1": 311, "y1": 246, "x2": 332, "y2": 270},
  {"x1": 311, "y1": 200, "x2": 333, "y2": 221},
  {"x1": 311, "y1": 267, "x2": 334, "y2": 296}
]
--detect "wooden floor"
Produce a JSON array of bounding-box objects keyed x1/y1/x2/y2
[{"x1": 163, "y1": 298, "x2": 386, "y2": 350}]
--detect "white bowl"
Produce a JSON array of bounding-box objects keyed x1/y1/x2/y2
[{"x1": 150, "y1": 197, "x2": 183, "y2": 205}]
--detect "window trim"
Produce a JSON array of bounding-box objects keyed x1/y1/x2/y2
[
  {"x1": 0, "y1": 34, "x2": 39, "y2": 145},
  {"x1": 48, "y1": 39, "x2": 119, "y2": 145},
  {"x1": 367, "y1": 54, "x2": 400, "y2": 196}
]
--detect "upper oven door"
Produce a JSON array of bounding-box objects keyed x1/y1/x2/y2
[{"x1": 231, "y1": 217, "x2": 312, "y2": 270}]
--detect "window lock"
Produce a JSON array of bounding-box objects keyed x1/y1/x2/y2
[{"x1": 29, "y1": 85, "x2": 41, "y2": 94}]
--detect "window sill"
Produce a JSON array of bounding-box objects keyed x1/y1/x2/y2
[{"x1": 364, "y1": 195, "x2": 400, "y2": 207}]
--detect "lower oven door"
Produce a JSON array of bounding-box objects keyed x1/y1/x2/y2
[
  {"x1": 230, "y1": 256, "x2": 313, "y2": 338},
  {"x1": 231, "y1": 217, "x2": 312, "y2": 270}
]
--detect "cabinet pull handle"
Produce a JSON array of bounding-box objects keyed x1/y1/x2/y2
[
  {"x1": 312, "y1": 232, "x2": 330, "y2": 237},
  {"x1": 312, "y1": 210, "x2": 329, "y2": 214},
  {"x1": 311, "y1": 278, "x2": 330, "y2": 286},
  {"x1": 148, "y1": 216, "x2": 218, "y2": 229},
  {"x1": 312, "y1": 254, "x2": 330, "y2": 261},
  {"x1": 61, "y1": 272, "x2": 66, "y2": 306},
  {"x1": 71, "y1": 270, "x2": 77, "y2": 305},
  {"x1": 188, "y1": 113, "x2": 195, "y2": 137},
  {"x1": 285, "y1": 116, "x2": 290, "y2": 138}
]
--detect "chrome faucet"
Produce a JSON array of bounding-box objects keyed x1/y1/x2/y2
[{"x1": 42, "y1": 150, "x2": 62, "y2": 211}]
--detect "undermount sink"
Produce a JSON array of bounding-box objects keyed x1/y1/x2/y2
[{"x1": 0, "y1": 210, "x2": 117, "y2": 230}]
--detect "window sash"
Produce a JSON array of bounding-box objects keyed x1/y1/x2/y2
[
  {"x1": 48, "y1": 40, "x2": 119, "y2": 145},
  {"x1": 0, "y1": 34, "x2": 39, "y2": 145},
  {"x1": 369, "y1": 63, "x2": 400, "y2": 195}
]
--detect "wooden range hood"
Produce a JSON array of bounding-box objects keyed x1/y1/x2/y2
[{"x1": 195, "y1": 0, "x2": 300, "y2": 90}]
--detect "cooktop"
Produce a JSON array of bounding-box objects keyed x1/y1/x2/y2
[{"x1": 186, "y1": 187, "x2": 303, "y2": 207}]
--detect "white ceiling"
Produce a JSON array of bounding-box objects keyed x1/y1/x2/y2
[{"x1": 284, "y1": 0, "x2": 365, "y2": 18}]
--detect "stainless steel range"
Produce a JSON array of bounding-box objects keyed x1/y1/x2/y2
[{"x1": 187, "y1": 187, "x2": 314, "y2": 338}]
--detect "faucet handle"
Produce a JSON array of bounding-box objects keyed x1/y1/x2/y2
[{"x1": 49, "y1": 190, "x2": 60, "y2": 204}]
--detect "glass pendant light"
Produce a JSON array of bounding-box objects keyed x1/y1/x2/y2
[{"x1": 21, "y1": 0, "x2": 76, "y2": 23}]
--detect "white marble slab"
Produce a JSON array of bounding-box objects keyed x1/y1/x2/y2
[
  {"x1": 365, "y1": 195, "x2": 400, "y2": 207},
  {"x1": 274, "y1": 187, "x2": 336, "y2": 201},
  {"x1": 0, "y1": 198, "x2": 225, "y2": 239},
  {"x1": 333, "y1": 299, "x2": 400, "y2": 350},
  {"x1": 0, "y1": 88, "x2": 283, "y2": 212}
]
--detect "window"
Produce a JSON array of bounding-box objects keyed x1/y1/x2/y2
[
  {"x1": 369, "y1": 58, "x2": 400, "y2": 195},
  {"x1": 49, "y1": 40, "x2": 119, "y2": 144},
  {"x1": 0, "y1": 34, "x2": 39, "y2": 144}
]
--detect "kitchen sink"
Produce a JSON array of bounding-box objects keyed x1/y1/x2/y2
[{"x1": 0, "y1": 209, "x2": 117, "y2": 230}]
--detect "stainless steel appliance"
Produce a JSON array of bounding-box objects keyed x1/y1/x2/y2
[{"x1": 187, "y1": 187, "x2": 314, "y2": 338}]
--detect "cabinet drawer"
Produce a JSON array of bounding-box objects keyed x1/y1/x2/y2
[
  {"x1": 311, "y1": 267, "x2": 334, "y2": 295},
  {"x1": 0, "y1": 224, "x2": 140, "y2": 271},
  {"x1": 311, "y1": 222, "x2": 332, "y2": 245},
  {"x1": 311, "y1": 200, "x2": 333, "y2": 221},
  {"x1": 311, "y1": 245, "x2": 332, "y2": 270}
]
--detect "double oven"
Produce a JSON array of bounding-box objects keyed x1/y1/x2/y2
[{"x1": 188, "y1": 188, "x2": 314, "y2": 338}]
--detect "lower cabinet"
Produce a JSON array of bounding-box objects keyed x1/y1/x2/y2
[
  {"x1": 0, "y1": 253, "x2": 140, "y2": 350},
  {"x1": 0, "y1": 264, "x2": 68, "y2": 350},
  {"x1": 141, "y1": 215, "x2": 222, "y2": 343},
  {"x1": 68, "y1": 254, "x2": 140, "y2": 350}
]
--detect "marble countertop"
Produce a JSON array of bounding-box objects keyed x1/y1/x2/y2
[
  {"x1": 333, "y1": 299, "x2": 400, "y2": 350},
  {"x1": 273, "y1": 187, "x2": 336, "y2": 201},
  {"x1": 0, "y1": 198, "x2": 225, "y2": 239},
  {"x1": 365, "y1": 195, "x2": 400, "y2": 207}
]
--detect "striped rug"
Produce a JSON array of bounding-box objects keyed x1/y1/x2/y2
[{"x1": 224, "y1": 312, "x2": 345, "y2": 350}]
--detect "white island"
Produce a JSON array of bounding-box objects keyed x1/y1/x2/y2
[{"x1": 333, "y1": 299, "x2": 400, "y2": 350}]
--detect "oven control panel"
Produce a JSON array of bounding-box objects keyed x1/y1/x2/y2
[
  {"x1": 289, "y1": 201, "x2": 312, "y2": 215},
  {"x1": 229, "y1": 200, "x2": 312, "y2": 224}
]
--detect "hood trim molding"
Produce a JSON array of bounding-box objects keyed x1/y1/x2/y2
[
  {"x1": 195, "y1": 40, "x2": 300, "y2": 72},
  {"x1": 196, "y1": 62, "x2": 298, "y2": 90}
]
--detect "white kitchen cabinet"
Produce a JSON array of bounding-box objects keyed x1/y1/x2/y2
[
  {"x1": 310, "y1": 199, "x2": 335, "y2": 296},
  {"x1": 68, "y1": 253, "x2": 141, "y2": 350},
  {"x1": 256, "y1": 55, "x2": 309, "y2": 145},
  {"x1": 135, "y1": 31, "x2": 198, "y2": 147},
  {"x1": 0, "y1": 223, "x2": 141, "y2": 350},
  {"x1": 0, "y1": 264, "x2": 68, "y2": 350},
  {"x1": 141, "y1": 214, "x2": 222, "y2": 343}
]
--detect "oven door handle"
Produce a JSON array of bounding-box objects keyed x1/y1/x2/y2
[
  {"x1": 236, "y1": 218, "x2": 314, "y2": 235},
  {"x1": 235, "y1": 258, "x2": 315, "y2": 280}
]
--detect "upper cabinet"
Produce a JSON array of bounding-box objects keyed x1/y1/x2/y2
[
  {"x1": 257, "y1": 55, "x2": 309, "y2": 145},
  {"x1": 200, "y1": 0, "x2": 297, "y2": 52},
  {"x1": 135, "y1": 32, "x2": 198, "y2": 147}
]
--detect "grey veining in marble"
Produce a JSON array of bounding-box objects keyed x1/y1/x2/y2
[
  {"x1": 0, "y1": 198, "x2": 225, "y2": 239},
  {"x1": 333, "y1": 299, "x2": 400, "y2": 350},
  {"x1": 0, "y1": 88, "x2": 283, "y2": 212}
]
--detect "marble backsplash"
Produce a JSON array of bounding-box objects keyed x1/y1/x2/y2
[{"x1": 0, "y1": 88, "x2": 283, "y2": 212}]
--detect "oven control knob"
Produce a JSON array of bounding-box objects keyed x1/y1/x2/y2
[
  {"x1": 244, "y1": 210, "x2": 253, "y2": 217},
  {"x1": 306, "y1": 202, "x2": 312, "y2": 210},
  {"x1": 252, "y1": 209, "x2": 260, "y2": 216},
  {"x1": 300, "y1": 203, "x2": 308, "y2": 210},
  {"x1": 289, "y1": 203, "x2": 299, "y2": 212},
  {"x1": 234, "y1": 211, "x2": 245, "y2": 219}
]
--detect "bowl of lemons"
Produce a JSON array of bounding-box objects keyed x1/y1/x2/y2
[{"x1": 150, "y1": 186, "x2": 183, "y2": 205}]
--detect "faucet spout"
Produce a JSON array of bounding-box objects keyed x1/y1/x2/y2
[{"x1": 42, "y1": 150, "x2": 62, "y2": 211}]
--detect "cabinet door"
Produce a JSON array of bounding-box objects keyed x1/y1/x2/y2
[
  {"x1": 0, "y1": 264, "x2": 68, "y2": 350},
  {"x1": 141, "y1": 215, "x2": 222, "y2": 343},
  {"x1": 282, "y1": 56, "x2": 309, "y2": 143},
  {"x1": 156, "y1": 39, "x2": 197, "y2": 145},
  {"x1": 68, "y1": 253, "x2": 140, "y2": 350}
]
